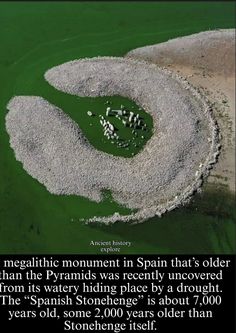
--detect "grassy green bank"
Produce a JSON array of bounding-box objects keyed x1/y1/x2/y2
[{"x1": 0, "y1": 1, "x2": 235, "y2": 254}]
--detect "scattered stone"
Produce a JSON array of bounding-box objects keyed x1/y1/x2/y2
[{"x1": 6, "y1": 56, "x2": 220, "y2": 224}]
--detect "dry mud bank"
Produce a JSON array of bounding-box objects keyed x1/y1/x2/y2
[{"x1": 127, "y1": 29, "x2": 235, "y2": 192}]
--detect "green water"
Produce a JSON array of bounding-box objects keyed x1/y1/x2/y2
[
  {"x1": 0, "y1": 1, "x2": 235, "y2": 254},
  {"x1": 13, "y1": 58, "x2": 153, "y2": 157},
  {"x1": 14, "y1": 61, "x2": 153, "y2": 157}
]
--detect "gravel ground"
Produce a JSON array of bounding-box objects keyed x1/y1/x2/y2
[
  {"x1": 126, "y1": 29, "x2": 235, "y2": 77},
  {"x1": 6, "y1": 57, "x2": 220, "y2": 223},
  {"x1": 126, "y1": 29, "x2": 235, "y2": 192}
]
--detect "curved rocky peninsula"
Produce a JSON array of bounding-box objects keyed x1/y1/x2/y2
[{"x1": 6, "y1": 57, "x2": 220, "y2": 223}]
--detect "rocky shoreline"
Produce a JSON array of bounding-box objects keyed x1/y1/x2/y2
[{"x1": 6, "y1": 57, "x2": 220, "y2": 224}]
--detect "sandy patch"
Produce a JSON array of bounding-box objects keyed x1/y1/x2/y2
[{"x1": 127, "y1": 29, "x2": 235, "y2": 192}]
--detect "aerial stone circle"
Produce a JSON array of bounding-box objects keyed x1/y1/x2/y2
[{"x1": 6, "y1": 57, "x2": 220, "y2": 223}]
